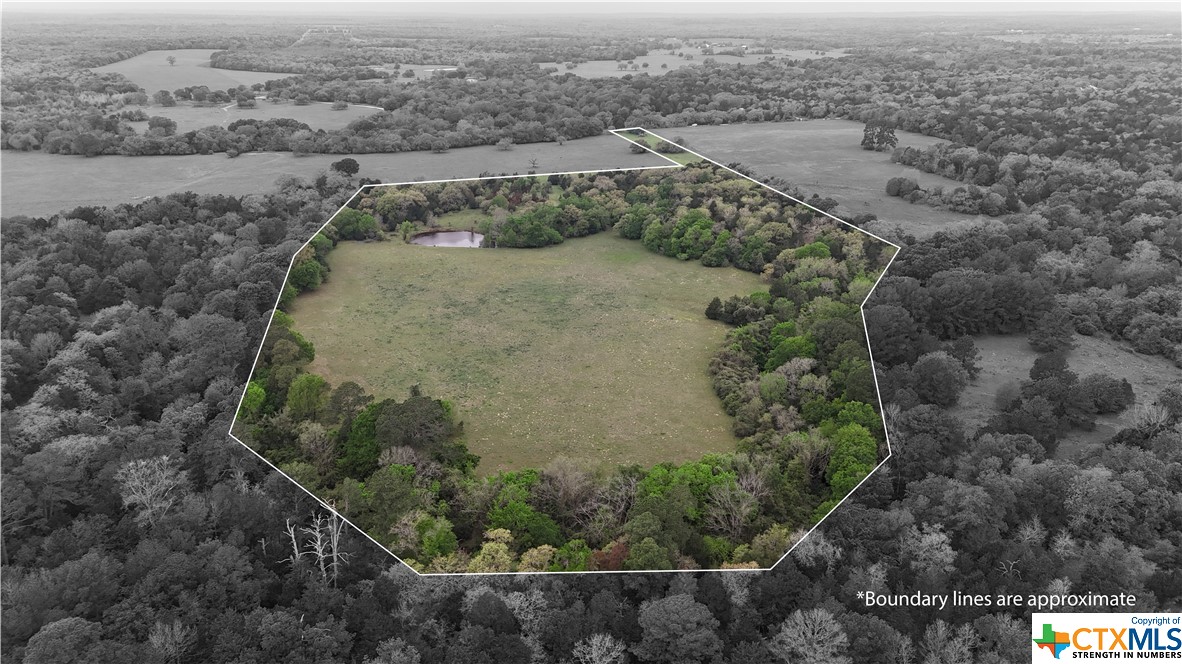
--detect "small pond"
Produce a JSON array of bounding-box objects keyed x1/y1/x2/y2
[{"x1": 410, "y1": 230, "x2": 484, "y2": 248}]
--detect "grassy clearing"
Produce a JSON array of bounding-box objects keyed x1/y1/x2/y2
[
  {"x1": 614, "y1": 131, "x2": 702, "y2": 165},
  {"x1": 93, "y1": 49, "x2": 289, "y2": 93},
  {"x1": 949, "y1": 333, "x2": 1178, "y2": 459},
  {"x1": 290, "y1": 232, "x2": 764, "y2": 475},
  {"x1": 670, "y1": 120, "x2": 990, "y2": 238},
  {"x1": 430, "y1": 208, "x2": 487, "y2": 229},
  {"x1": 142, "y1": 100, "x2": 382, "y2": 134},
  {"x1": 1, "y1": 133, "x2": 671, "y2": 218}
]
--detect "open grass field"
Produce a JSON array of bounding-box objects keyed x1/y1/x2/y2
[
  {"x1": 539, "y1": 50, "x2": 848, "y2": 78},
  {"x1": 93, "y1": 49, "x2": 290, "y2": 93},
  {"x1": 142, "y1": 100, "x2": 383, "y2": 133},
  {"x1": 670, "y1": 120, "x2": 992, "y2": 238},
  {"x1": 948, "y1": 334, "x2": 1178, "y2": 460},
  {"x1": 0, "y1": 133, "x2": 671, "y2": 218},
  {"x1": 289, "y1": 232, "x2": 764, "y2": 475}
]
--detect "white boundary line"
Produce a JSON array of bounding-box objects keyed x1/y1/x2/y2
[
  {"x1": 608, "y1": 127, "x2": 900, "y2": 572},
  {"x1": 226, "y1": 128, "x2": 899, "y2": 577}
]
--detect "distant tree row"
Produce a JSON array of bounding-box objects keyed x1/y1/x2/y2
[{"x1": 6, "y1": 35, "x2": 1175, "y2": 176}]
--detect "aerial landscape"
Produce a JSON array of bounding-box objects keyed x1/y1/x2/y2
[
  {"x1": 234, "y1": 155, "x2": 893, "y2": 572},
  {"x1": 2, "y1": 2, "x2": 1179, "y2": 662}
]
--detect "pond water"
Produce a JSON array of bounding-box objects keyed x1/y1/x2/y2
[{"x1": 410, "y1": 230, "x2": 484, "y2": 247}]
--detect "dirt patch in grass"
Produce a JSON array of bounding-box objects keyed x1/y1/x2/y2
[{"x1": 289, "y1": 232, "x2": 764, "y2": 475}]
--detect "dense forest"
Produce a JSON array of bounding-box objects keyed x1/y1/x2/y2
[
  {"x1": 233, "y1": 163, "x2": 891, "y2": 572},
  {"x1": 2, "y1": 9, "x2": 1179, "y2": 664},
  {"x1": 5, "y1": 154, "x2": 1178, "y2": 660}
]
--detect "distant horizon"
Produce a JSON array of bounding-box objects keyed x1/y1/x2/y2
[{"x1": 3, "y1": 0, "x2": 1179, "y2": 19}]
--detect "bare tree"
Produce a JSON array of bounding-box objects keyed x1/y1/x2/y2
[
  {"x1": 537, "y1": 457, "x2": 596, "y2": 525},
  {"x1": 895, "y1": 639, "x2": 916, "y2": 664},
  {"x1": 1015, "y1": 515, "x2": 1046, "y2": 546},
  {"x1": 792, "y1": 529, "x2": 843, "y2": 572},
  {"x1": 785, "y1": 429, "x2": 834, "y2": 480},
  {"x1": 734, "y1": 454, "x2": 772, "y2": 503},
  {"x1": 1133, "y1": 403, "x2": 1171, "y2": 434},
  {"x1": 365, "y1": 638, "x2": 422, "y2": 664},
  {"x1": 298, "y1": 422, "x2": 336, "y2": 476},
  {"x1": 115, "y1": 456, "x2": 187, "y2": 527},
  {"x1": 148, "y1": 620, "x2": 196, "y2": 664},
  {"x1": 304, "y1": 513, "x2": 331, "y2": 582},
  {"x1": 919, "y1": 620, "x2": 978, "y2": 664},
  {"x1": 703, "y1": 483, "x2": 757, "y2": 540},
  {"x1": 600, "y1": 473, "x2": 638, "y2": 523},
  {"x1": 769, "y1": 608, "x2": 851, "y2": 664},
  {"x1": 572, "y1": 633, "x2": 627, "y2": 664},
  {"x1": 287, "y1": 511, "x2": 351, "y2": 586},
  {"x1": 898, "y1": 524, "x2": 956, "y2": 578},
  {"x1": 283, "y1": 518, "x2": 305, "y2": 565},
  {"x1": 27, "y1": 331, "x2": 63, "y2": 368},
  {"x1": 325, "y1": 510, "x2": 350, "y2": 585}
]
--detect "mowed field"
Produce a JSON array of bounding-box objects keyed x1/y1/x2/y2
[
  {"x1": 289, "y1": 232, "x2": 764, "y2": 475},
  {"x1": 539, "y1": 50, "x2": 848, "y2": 78},
  {"x1": 143, "y1": 100, "x2": 383, "y2": 134},
  {"x1": 671, "y1": 120, "x2": 992, "y2": 238},
  {"x1": 0, "y1": 134, "x2": 672, "y2": 218},
  {"x1": 93, "y1": 49, "x2": 291, "y2": 93},
  {"x1": 948, "y1": 334, "x2": 1179, "y2": 459}
]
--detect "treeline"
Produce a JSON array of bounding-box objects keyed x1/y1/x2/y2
[
  {"x1": 231, "y1": 164, "x2": 891, "y2": 572},
  {"x1": 522, "y1": 38, "x2": 658, "y2": 63},
  {"x1": 210, "y1": 48, "x2": 395, "y2": 73},
  {"x1": 205, "y1": 35, "x2": 659, "y2": 74},
  {"x1": 878, "y1": 225, "x2": 1178, "y2": 360},
  {"x1": 8, "y1": 33, "x2": 1177, "y2": 171},
  {"x1": 886, "y1": 142, "x2": 1182, "y2": 220},
  {"x1": 878, "y1": 146, "x2": 1181, "y2": 366}
]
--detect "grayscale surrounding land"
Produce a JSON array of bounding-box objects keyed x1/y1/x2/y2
[{"x1": 2, "y1": 2, "x2": 1178, "y2": 660}]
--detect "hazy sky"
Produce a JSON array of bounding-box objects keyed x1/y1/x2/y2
[{"x1": 4, "y1": 1, "x2": 1178, "y2": 17}]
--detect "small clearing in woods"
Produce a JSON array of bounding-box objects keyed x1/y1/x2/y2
[
  {"x1": 93, "y1": 49, "x2": 289, "y2": 92},
  {"x1": 950, "y1": 334, "x2": 1178, "y2": 459}
]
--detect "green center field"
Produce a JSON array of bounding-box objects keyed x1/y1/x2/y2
[{"x1": 289, "y1": 232, "x2": 764, "y2": 474}]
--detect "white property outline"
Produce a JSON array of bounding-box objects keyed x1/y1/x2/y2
[
  {"x1": 227, "y1": 128, "x2": 899, "y2": 576},
  {"x1": 611, "y1": 128, "x2": 899, "y2": 572}
]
